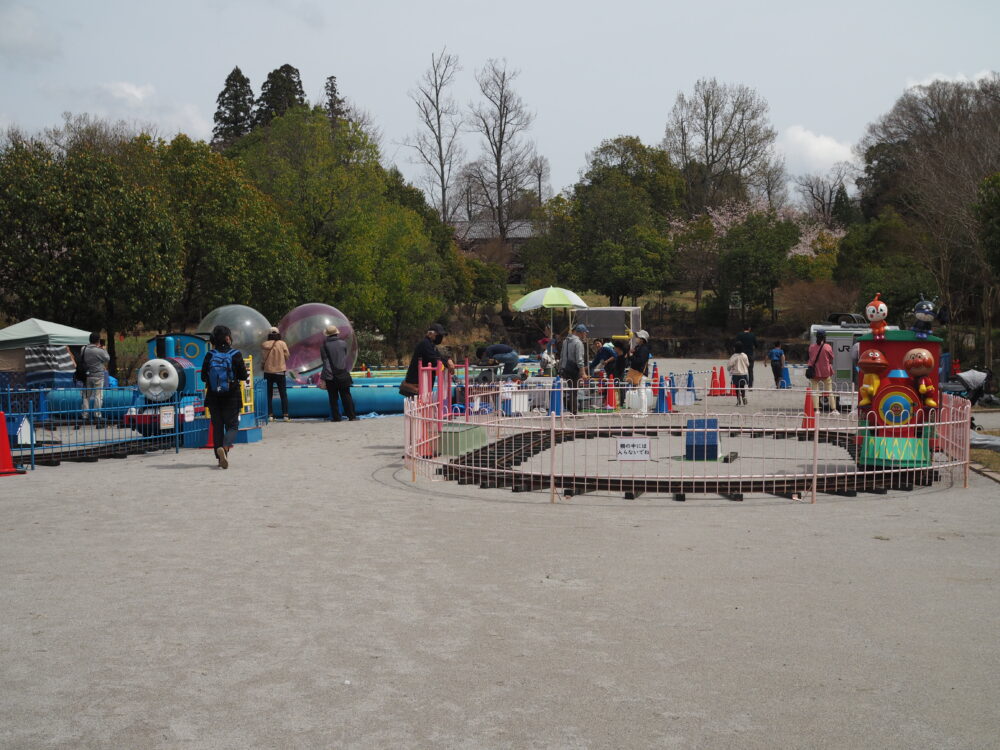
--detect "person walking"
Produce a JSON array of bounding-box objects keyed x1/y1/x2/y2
[
  {"x1": 260, "y1": 327, "x2": 291, "y2": 421},
  {"x1": 79, "y1": 332, "x2": 110, "y2": 425},
  {"x1": 201, "y1": 325, "x2": 249, "y2": 469},
  {"x1": 767, "y1": 341, "x2": 786, "y2": 387},
  {"x1": 807, "y1": 331, "x2": 835, "y2": 412},
  {"x1": 559, "y1": 323, "x2": 589, "y2": 414},
  {"x1": 735, "y1": 325, "x2": 758, "y2": 389},
  {"x1": 320, "y1": 325, "x2": 357, "y2": 422},
  {"x1": 727, "y1": 342, "x2": 750, "y2": 406}
]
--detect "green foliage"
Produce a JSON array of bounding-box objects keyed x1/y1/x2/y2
[
  {"x1": 831, "y1": 184, "x2": 860, "y2": 227},
  {"x1": 212, "y1": 67, "x2": 255, "y2": 151},
  {"x1": 718, "y1": 212, "x2": 799, "y2": 323},
  {"x1": 252, "y1": 64, "x2": 306, "y2": 128},
  {"x1": 786, "y1": 230, "x2": 838, "y2": 282}
]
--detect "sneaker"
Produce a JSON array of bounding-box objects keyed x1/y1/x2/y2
[
  {"x1": 268, "y1": 415, "x2": 275, "y2": 422},
  {"x1": 283, "y1": 416, "x2": 290, "y2": 422},
  {"x1": 215, "y1": 446, "x2": 228, "y2": 469}
]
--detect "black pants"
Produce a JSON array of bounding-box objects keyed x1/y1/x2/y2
[
  {"x1": 746, "y1": 358, "x2": 755, "y2": 388},
  {"x1": 209, "y1": 396, "x2": 241, "y2": 449},
  {"x1": 770, "y1": 361, "x2": 783, "y2": 385},
  {"x1": 325, "y1": 375, "x2": 356, "y2": 421},
  {"x1": 265, "y1": 373, "x2": 288, "y2": 417}
]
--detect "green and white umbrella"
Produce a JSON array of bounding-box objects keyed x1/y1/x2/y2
[{"x1": 511, "y1": 286, "x2": 588, "y2": 335}]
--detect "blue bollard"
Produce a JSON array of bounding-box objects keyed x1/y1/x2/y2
[
  {"x1": 687, "y1": 369, "x2": 698, "y2": 400},
  {"x1": 550, "y1": 378, "x2": 562, "y2": 416},
  {"x1": 779, "y1": 366, "x2": 791, "y2": 389},
  {"x1": 656, "y1": 375, "x2": 667, "y2": 413},
  {"x1": 669, "y1": 372, "x2": 678, "y2": 402}
]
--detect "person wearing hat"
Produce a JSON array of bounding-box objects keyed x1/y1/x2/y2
[
  {"x1": 401, "y1": 323, "x2": 455, "y2": 397},
  {"x1": 559, "y1": 323, "x2": 590, "y2": 414},
  {"x1": 260, "y1": 326, "x2": 291, "y2": 421},
  {"x1": 626, "y1": 330, "x2": 651, "y2": 387},
  {"x1": 476, "y1": 342, "x2": 521, "y2": 376},
  {"x1": 320, "y1": 324, "x2": 357, "y2": 421}
]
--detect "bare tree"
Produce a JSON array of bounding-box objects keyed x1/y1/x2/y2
[
  {"x1": 467, "y1": 59, "x2": 535, "y2": 239},
  {"x1": 663, "y1": 78, "x2": 778, "y2": 212},
  {"x1": 752, "y1": 151, "x2": 788, "y2": 210},
  {"x1": 794, "y1": 162, "x2": 851, "y2": 227},
  {"x1": 527, "y1": 150, "x2": 550, "y2": 206},
  {"x1": 405, "y1": 49, "x2": 464, "y2": 222}
]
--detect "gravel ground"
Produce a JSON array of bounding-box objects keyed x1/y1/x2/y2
[{"x1": 2, "y1": 363, "x2": 998, "y2": 749}]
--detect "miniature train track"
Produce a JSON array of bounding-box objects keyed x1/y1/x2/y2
[{"x1": 438, "y1": 425, "x2": 936, "y2": 500}]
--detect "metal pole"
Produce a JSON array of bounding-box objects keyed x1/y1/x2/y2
[
  {"x1": 811, "y1": 406, "x2": 819, "y2": 504},
  {"x1": 549, "y1": 388, "x2": 557, "y2": 503}
]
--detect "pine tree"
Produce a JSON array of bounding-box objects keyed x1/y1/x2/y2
[
  {"x1": 211, "y1": 67, "x2": 254, "y2": 151},
  {"x1": 324, "y1": 75, "x2": 347, "y2": 128},
  {"x1": 253, "y1": 64, "x2": 306, "y2": 128},
  {"x1": 831, "y1": 183, "x2": 860, "y2": 227}
]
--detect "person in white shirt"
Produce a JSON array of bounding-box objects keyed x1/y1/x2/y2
[{"x1": 727, "y1": 342, "x2": 750, "y2": 406}]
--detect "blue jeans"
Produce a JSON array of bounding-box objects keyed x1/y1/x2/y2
[{"x1": 493, "y1": 351, "x2": 520, "y2": 375}]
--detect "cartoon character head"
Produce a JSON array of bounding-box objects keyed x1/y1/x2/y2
[
  {"x1": 903, "y1": 348, "x2": 935, "y2": 377},
  {"x1": 137, "y1": 358, "x2": 181, "y2": 402},
  {"x1": 865, "y1": 293, "x2": 888, "y2": 323},
  {"x1": 913, "y1": 297, "x2": 936, "y2": 323},
  {"x1": 858, "y1": 348, "x2": 890, "y2": 375}
]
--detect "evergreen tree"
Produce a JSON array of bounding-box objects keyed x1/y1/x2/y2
[
  {"x1": 253, "y1": 64, "x2": 306, "y2": 128},
  {"x1": 324, "y1": 75, "x2": 347, "y2": 127},
  {"x1": 211, "y1": 67, "x2": 254, "y2": 151},
  {"x1": 831, "y1": 183, "x2": 860, "y2": 227}
]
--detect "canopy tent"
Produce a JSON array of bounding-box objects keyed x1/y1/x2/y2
[
  {"x1": 0, "y1": 318, "x2": 91, "y2": 389},
  {"x1": 0, "y1": 318, "x2": 92, "y2": 350}
]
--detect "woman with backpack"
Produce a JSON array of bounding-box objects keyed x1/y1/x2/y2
[{"x1": 201, "y1": 325, "x2": 249, "y2": 469}]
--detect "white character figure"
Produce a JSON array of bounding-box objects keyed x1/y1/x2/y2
[{"x1": 137, "y1": 358, "x2": 181, "y2": 402}]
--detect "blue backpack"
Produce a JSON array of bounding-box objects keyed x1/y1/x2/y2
[{"x1": 207, "y1": 349, "x2": 238, "y2": 394}]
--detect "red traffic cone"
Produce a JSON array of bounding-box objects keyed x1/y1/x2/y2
[
  {"x1": 719, "y1": 366, "x2": 730, "y2": 396},
  {"x1": 665, "y1": 389, "x2": 673, "y2": 413},
  {"x1": 202, "y1": 411, "x2": 215, "y2": 450},
  {"x1": 709, "y1": 367, "x2": 721, "y2": 396},
  {"x1": 0, "y1": 411, "x2": 26, "y2": 476},
  {"x1": 605, "y1": 373, "x2": 617, "y2": 409},
  {"x1": 801, "y1": 387, "x2": 816, "y2": 430}
]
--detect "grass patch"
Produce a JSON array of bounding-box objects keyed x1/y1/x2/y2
[{"x1": 971, "y1": 429, "x2": 1000, "y2": 472}]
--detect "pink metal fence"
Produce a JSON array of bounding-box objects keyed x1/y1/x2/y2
[{"x1": 403, "y1": 379, "x2": 971, "y2": 503}]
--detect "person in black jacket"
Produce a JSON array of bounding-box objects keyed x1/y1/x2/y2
[
  {"x1": 201, "y1": 325, "x2": 249, "y2": 469},
  {"x1": 320, "y1": 325, "x2": 356, "y2": 422},
  {"x1": 401, "y1": 323, "x2": 454, "y2": 396}
]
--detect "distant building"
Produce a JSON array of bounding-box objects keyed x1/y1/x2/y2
[{"x1": 452, "y1": 219, "x2": 536, "y2": 283}]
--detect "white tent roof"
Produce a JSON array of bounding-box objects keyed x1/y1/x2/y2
[{"x1": 0, "y1": 318, "x2": 92, "y2": 350}]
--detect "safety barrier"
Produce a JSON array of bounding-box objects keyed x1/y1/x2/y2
[
  {"x1": 403, "y1": 382, "x2": 971, "y2": 503},
  {"x1": 3, "y1": 379, "x2": 271, "y2": 470}
]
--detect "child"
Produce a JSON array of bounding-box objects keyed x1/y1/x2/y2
[
  {"x1": 727, "y1": 343, "x2": 750, "y2": 406},
  {"x1": 767, "y1": 341, "x2": 786, "y2": 387}
]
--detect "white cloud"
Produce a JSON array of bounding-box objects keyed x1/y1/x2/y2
[
  {"x1": 778, "y1": 125, "x2": 854, "y2": 177},
  {"x1": 0, "y1": 2, "x2": 60, "y2": 66},
  {"x1": 101, "y1": 81, "x2": 156, "y2": 106},
  {"x1": 905, "y1": 70, "x2": 994, "y2": 89}
]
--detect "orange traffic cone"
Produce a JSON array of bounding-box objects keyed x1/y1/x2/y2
[
  {"x1": 0, "y1": 411, "x2": 26, "y2": 476},
  {"x1": 801, "y1": 388, "x2": 816, "y2": 430},
  {"x1": 709, "y1": 367, "x2": 721, "y2": 396},
  {"x1": 719, "y1": 366, "x2": 730, "y2": 396},
  {"x1": 665, "y1": 389, "x2": 673, "y2": 413},
  {"x1": 202, "y1": 412, "x2": 215, "y2": 450}
]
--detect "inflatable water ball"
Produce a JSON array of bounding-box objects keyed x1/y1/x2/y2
[
  {"x1": 278, "y1": 303, "x2": 358, "y2": 384},
  {"x1": 196, "y1": 304, "x2": 270, "y2": 368}
]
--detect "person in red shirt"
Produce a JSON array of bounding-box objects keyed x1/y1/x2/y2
[{"x1": 807, "y1": 331, "x2": 835, "y2": 412}]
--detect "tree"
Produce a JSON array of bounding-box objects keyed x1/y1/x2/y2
[
  {"x1": 974, "y1": 173, "x2": 1000, "y2": 365},
  {"x1": 324, "y1": 75, "x2": 347, "y2": 129},
  {"x1": 211, "y1": 66, "x2": 254, "y2": 151},
  {"x1": 466, "y1": 59, "x2": 536, "y2": 239},
  {"x1": 794, "y1": 163, "x2": 852, "y2": 228},
  {"x1": 663, "y1": 78, "x2": 778, "y2": 213},
  {"x1": 405, "y1": 49, "x2": 464, "y2": 223},
  {"x1": 831, "y1": 183, "x2": 861, "y2": 227},
  {"x1": 717, "y1": 212, "x2": 799, "y2": 324},
  {"x1": 253, "y1": 64, "x2": 306, "y2": 128},
  {"x1": 857, "y1": 74, "x2": 1000, "y2": 355}
]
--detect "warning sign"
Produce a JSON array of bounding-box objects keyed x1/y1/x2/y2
[{"x1": 616, "y1": 437, "x2": 651, "y2": 461}]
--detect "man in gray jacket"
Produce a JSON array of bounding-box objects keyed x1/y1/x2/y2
[{"x1": 559, "y1": 323, "x2": 589, "y2": 414}]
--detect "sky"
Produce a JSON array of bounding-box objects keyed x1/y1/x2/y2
[{"x1": 1, "y1": 0, "x2": 997, "y2": 202}]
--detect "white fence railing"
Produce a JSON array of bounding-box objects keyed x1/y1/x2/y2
[{"x1": 403, "y1": 382, "x2": 971, "y2": 503}]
